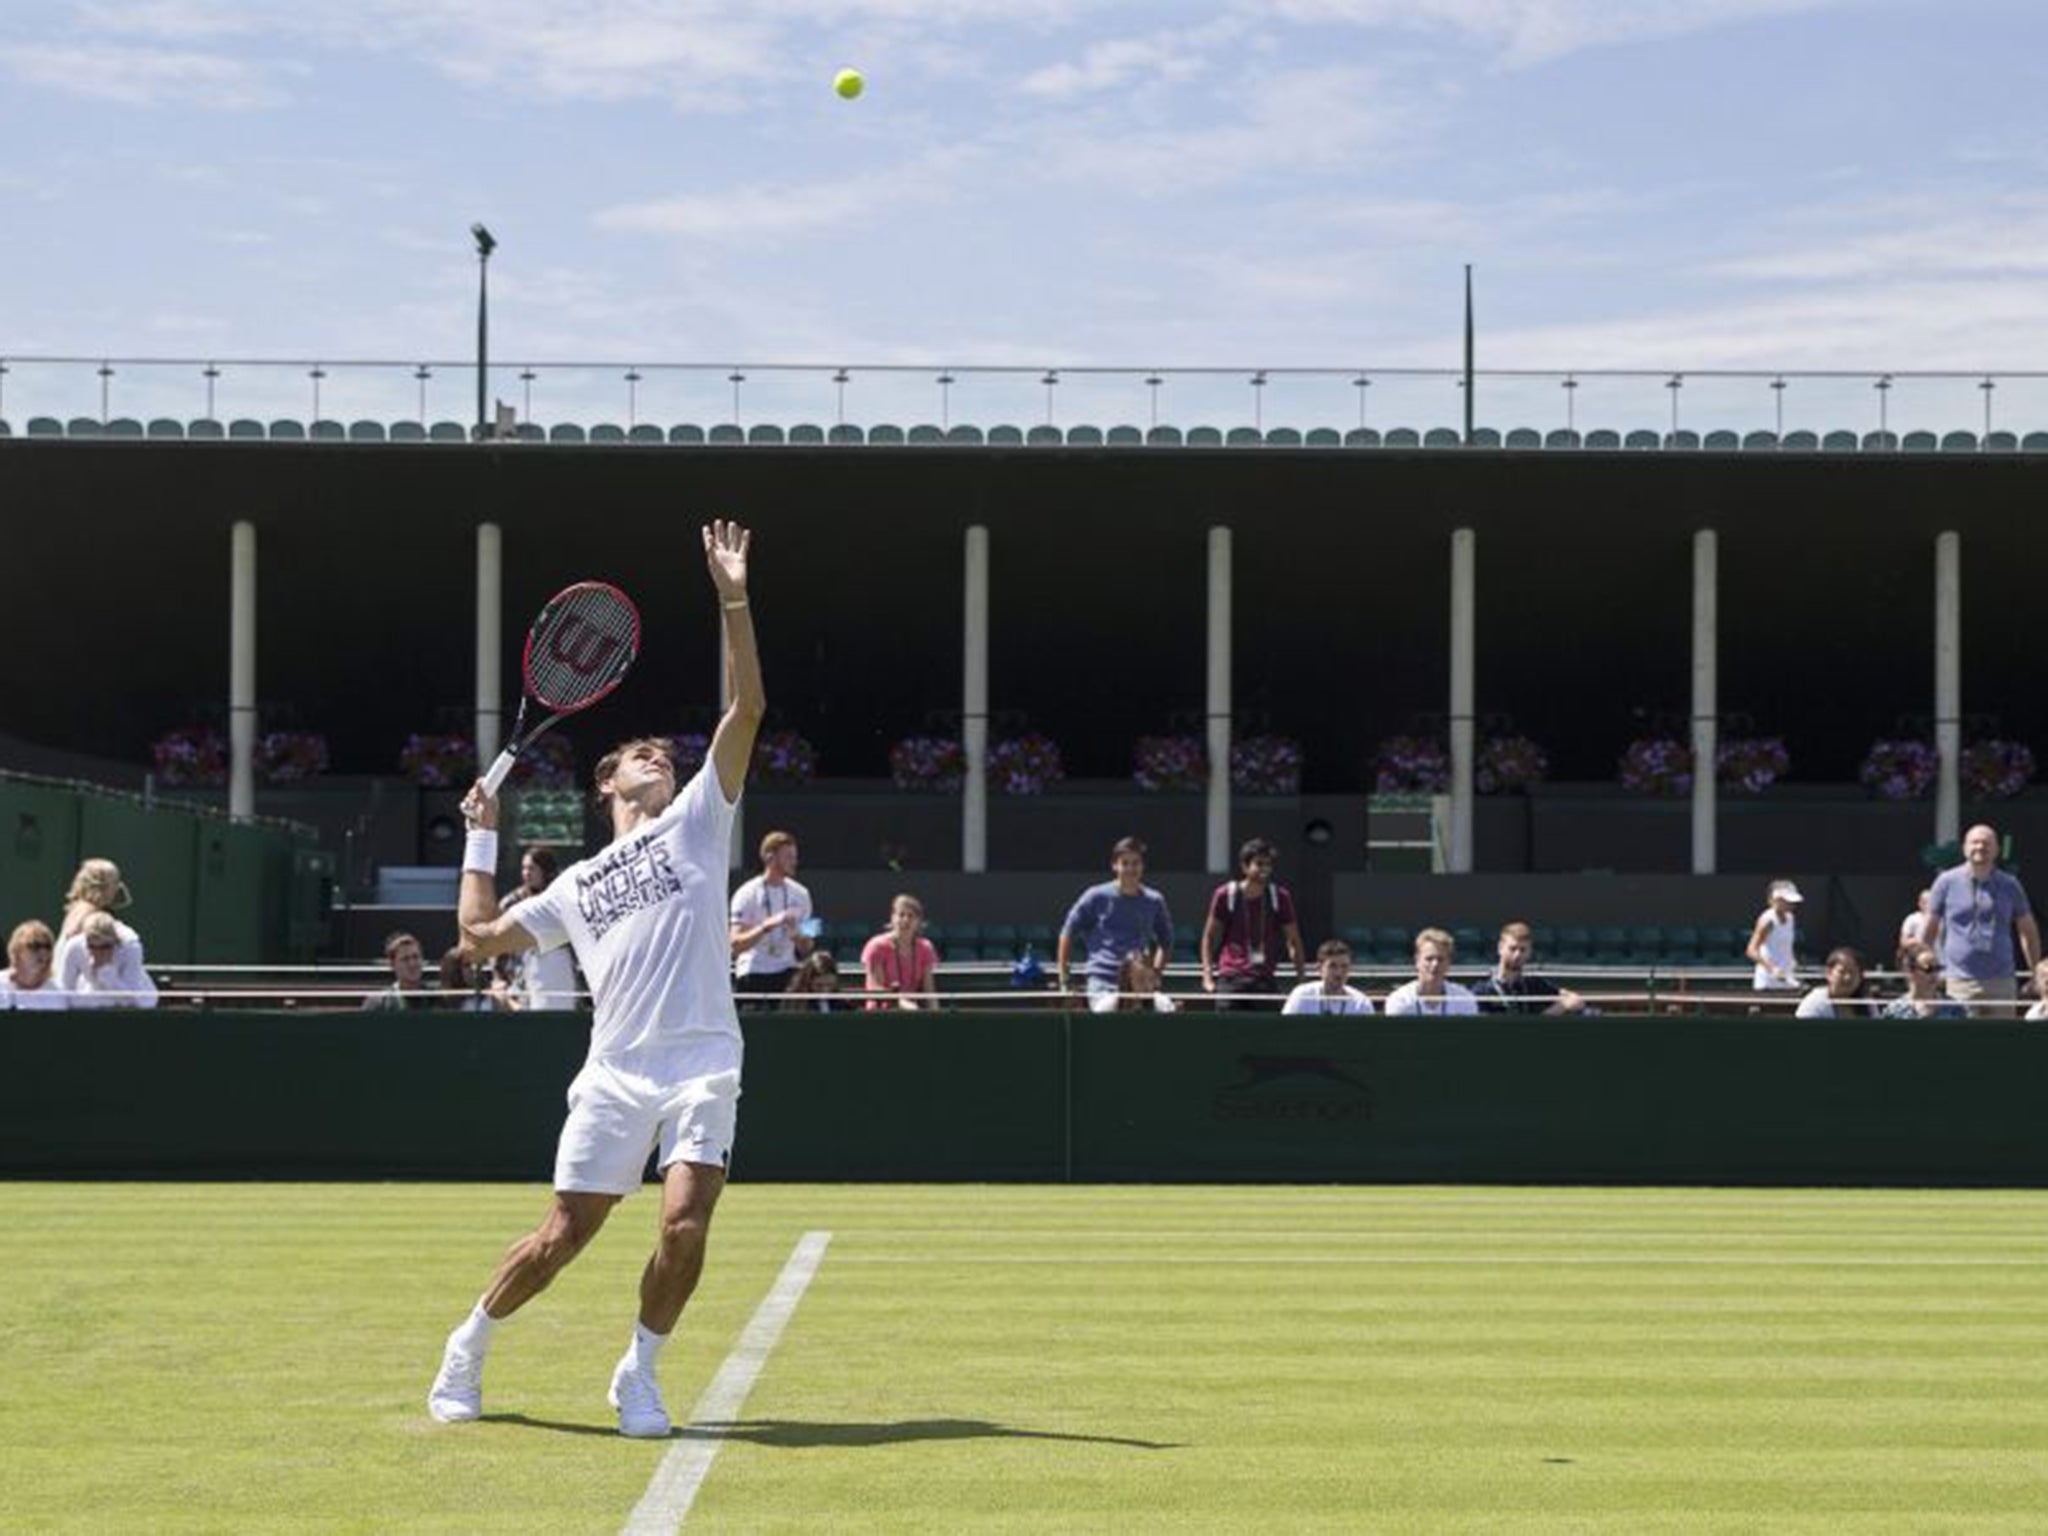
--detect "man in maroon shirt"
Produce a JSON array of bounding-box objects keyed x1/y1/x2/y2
[{"x1": 1199, "y1": 837, "x2": 1305, "y2": 1010}]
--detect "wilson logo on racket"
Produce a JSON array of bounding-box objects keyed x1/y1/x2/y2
[{"x1": 545, "y1": 615, "x2": 625, "y2": 679}]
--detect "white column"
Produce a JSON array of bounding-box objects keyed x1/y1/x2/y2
[
  {"x1": 1691, "y1": 529, "x2": 1719, "y2": 874},
  {"x1": 1447, "y1": 528, "x2": 1476, "y2": 873},
  {"x1": 963, "y1": 526, "x2": 990, "y2": 872},
  {"x1": 228, "y1": 521, "x2": 257, "y2": 822},
  {"x1": 1206, "y1": 527, "x2": 1232, "y2": 874},
  {"x1": 475, "y1": 522, "x2": 503, "y2": 764},
  {"x1": 1935, "y1": 530, "x2": 1962, "y2": 846}
]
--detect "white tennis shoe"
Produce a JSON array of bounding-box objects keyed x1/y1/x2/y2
[
  {"x1": 427, "y1": 1340, "x2": 484, "y2": 1423},
  {"x1": 608, "y1": 1355, "x2": 672, "y2": 1439}
]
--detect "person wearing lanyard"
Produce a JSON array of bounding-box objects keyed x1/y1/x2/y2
[
  {"x1": 1200, "y1": 837, "x2": 1306, "y2": 1010},
  {"x1": 863, "y1": 893, "x2": 940, "y2": 1010},
  {"x1": 1923, "y1": 824, "x2": 2040, "y2": 1015},
  {"x1": 729, "y1": 829, "x2": 814, "y2": 1008}
]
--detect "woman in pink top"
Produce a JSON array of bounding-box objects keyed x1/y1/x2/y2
[{"x1": 862, "y1": 893, "x2": 940, "y2": 1010}]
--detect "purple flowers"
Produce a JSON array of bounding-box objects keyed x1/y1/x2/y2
[
  {"x1": 890, "y1": 737, "x2": 967, "y2": 793},
  {"x1": 752, "y1": 730, "x2": 818, "y2": 788},
  {"x1": 1134, "y1": 736, "x2": 1208, "y2": 793},
  {"x1": 399, "y1": 734, "x2": 475, "y2": 787},
  {"x1": 1373, "y1": 736, "x2": 1450, "y2": 794},
  {"x1": 1859, "y1": 739, "x2": 1937, "y2": 801},
  {"x1": 1962, "y1": 740, "x2": 2036, "y2": 800},
  {"x1": 509, "y1": 733, "x2": 576, "y2": 791},
  {"x1": 1476, "y1": 735, "x2": 1548, "y2": 795},
  {"x1": 1618, "y1": 738, "x2": 1693, "y2": 797},
  {"x1": 1716, "y1": 736, "x2": 1789, "y2": 795},
  {"x1": 151, "y1": 726, "x2": 228, "y2": 787},
  {"x1": 1232, "y1": 735, "x2": 1303, "y2": 796},
  {"x1": 989, "y1": 734, "x2": 1065, "y2": 795},
  {"x1": 668, "y1": 733, "x2": 711, "y2": 778},
  {"x1": 256, "y1": 731, "x2": 328, "y2": 784}
]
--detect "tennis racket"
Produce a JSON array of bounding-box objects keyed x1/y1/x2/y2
[{"x1": 478, "y1": 580, "x2": 641, "y2": 796}]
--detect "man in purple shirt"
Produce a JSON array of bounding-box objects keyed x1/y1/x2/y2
[
  {"x1": 1058, "y1": 836, "x2": 1175, "y2": 1012},
  {"x1": 1924, "y1": 823, "x2": 2041, "y2": 1014},
  {"x1": 1199, "y1": 837, "x2": 1306, "y2": 1010}
]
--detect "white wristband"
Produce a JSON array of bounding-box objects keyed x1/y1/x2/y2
[{"x1": 463, "y1": 829, "x2": 500, "y2": 875}]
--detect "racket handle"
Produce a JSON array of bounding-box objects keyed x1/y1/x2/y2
[{"x1": 479, "y1": 748, "x2": 518, "y2": 798}]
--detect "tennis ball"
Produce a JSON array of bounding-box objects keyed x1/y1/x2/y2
[{"x1": 834, "y1": 67, "x2": 864, "y2": 100}]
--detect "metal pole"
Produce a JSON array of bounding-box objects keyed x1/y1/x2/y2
[
  {"x1": 963, "y1": 526, "x2": 990, "y2": 872},
  {"x1": 1206, "y1": 527, "x2": 1232, "y2": 874},
  {"x1": 472, "y1": 224, "x2": 496, "y2": 437},
  {"x1": 1935, "y1": 531, "x2": 1962, "y2": 846},
  {"x1": 1449, "y1": 528, "x2": 1476, "y2": 872},
  {"x1": 1691, "y1": 529, "x2": 1718, "y2": 874},
  {"x1": 228, "y1": 521, "x2": 257, "y2": 822},
  {"x1": 476, "y1": 522, "x2": 502, "y2": 764}
]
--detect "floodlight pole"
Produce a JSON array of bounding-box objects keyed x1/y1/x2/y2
[{"x1": 472, "y1": 224, "x2": 496, "y2": 438}]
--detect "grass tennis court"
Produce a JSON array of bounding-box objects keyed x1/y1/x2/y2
[{"x1": 7, "y1": 1183, "x2": 2048, "y2": 1532}]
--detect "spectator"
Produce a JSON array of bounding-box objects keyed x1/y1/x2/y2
[
  {"x1": 1896, "y1": 889, "x2": 1933, "y2": 971},
  {"x1": 1383, "y1": 928, "x2": 1479, "y2": 1016},
  {"x1": 0, "y1": 920, "x2": 68, "y2": 1010},
  {"x1": 1795, "y1": 947, "x2": 1867, "y2": 1018},
  {"x1": 1746, "y1": 879, "x2": 1804, "y2": 993},
  {"x1": 362, "y1": 930, "x2": 433, "y2": 1011},
  {"x1": 862, "y1": 894, "x2": 940, "y2": 1011},
  {"x1": 1058, "y1": 837, "x2": 1175, "y2": 1014},
  {"x1": 1472, "y1": 921, "x2": 1585, "y2": 1015},
  {"x1": 781, "y1": 951, "x2": 845, "y2": 1013},
  {"x1": 729, "y1": 829, "x2": 814, "y2": 1007},
  {"x1": 1116, "y1": 953, "x2": 1180, "y2": 1013},
  {"x1": 1200, "y1": 837, "x2": 1306, "y2": 1009},
  {"x1": 1924, "y1": 823, "x2": 2041, "y2": 1015},
  {"x1": 2027, "y1": 958, "x2": 2048, "y2": 1021},
  {"x1": 1282, "y1": 939, "x2": 1374, "y2": 1016},
  {"x1": 58, "y1": 856, "x2": 132, "y2": 941},
  {"x1": 502, "y1": 847, "x2": 579, "y2": 1010},
  {"x1": 1881, "y1": 943, "x2": 1966, "y2": 1020},
  {"x1": 62, "y1": 911, "x2": 159, "y2": 1009},
  {"x1": 438, "y1": 945, "x2": 510, "y2": 1012}
]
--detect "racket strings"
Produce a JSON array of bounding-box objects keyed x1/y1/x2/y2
[{"x1": 526, "y1": 587, "x2": 639, "y2": 709}]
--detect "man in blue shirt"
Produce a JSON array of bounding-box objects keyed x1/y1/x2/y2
[
  {"x1": 1924, "y1": 823, "x2": 2041, "y2": 1014},
  {"x1": 1057, "y1": 836, "x2": 1175, "y2": 1012}
]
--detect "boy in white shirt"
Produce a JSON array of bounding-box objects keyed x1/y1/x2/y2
[
  {"x1": 1383, "y1": 927, "x2": 1479, "y2": 1016},
  {"x1": 1283, "y1": 939, "x2": 1375, "y2": 1015},
  {"x1": 729, "y1": 829, "x2": 813, "y2": 1004}
]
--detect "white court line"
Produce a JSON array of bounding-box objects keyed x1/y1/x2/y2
[
  {"x1": 620, "y1": 1230, "x2": 832, "y2": 1536},
  {"x1": 828, "y1": 1254, "x2": 2048, "y2": 1267}
]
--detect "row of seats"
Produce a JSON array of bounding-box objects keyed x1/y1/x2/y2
[{"x1": 7, "y1": 417, "x2": 2045, "y2": 453}]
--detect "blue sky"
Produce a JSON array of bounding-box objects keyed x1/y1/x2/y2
[{"x1": 4, "y1": 0, "x2": 2046, "y2": 431}]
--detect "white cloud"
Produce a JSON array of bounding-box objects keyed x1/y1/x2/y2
[
  {"x1": 0, "y1": 41, "x2": 291, "y2": 107},
  {"x1": 596, "y1": 147, "x2": 971, "y2": 241},
  {"x1": 1705, "y1": 195, "x2": 2048, "y2": 282}
]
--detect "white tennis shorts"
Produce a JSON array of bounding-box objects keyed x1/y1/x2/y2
[{"x1": 554, "y1": 1051, "x2": 742, "y2": 1196}]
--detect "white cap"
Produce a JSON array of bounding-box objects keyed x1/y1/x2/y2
[{"x1": 1770, "y1": 880, "x2": 1805, "y2": 904}]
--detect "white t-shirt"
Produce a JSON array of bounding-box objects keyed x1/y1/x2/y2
[
  {"x1": 1796, "y1": 986, "x2": 1840, "y2": 1018},
  {"x1": 2027, "y1": 1000, "x2": 2048, "y2": 1021},
  {"x1": 54, "y1": 921, "x2": 158, "y2": 1009},
  {"x1": 518, "y1": 946, "x2": 580, "y2": 1011},
  {"x1": 510, "y1": 764, "x2": 740, "y2": 1084},
  {"x1": 0, "y1": 971, "x2": 69, "y2": 1010},
  {"x1": 1383, "y1": 980, "x2": 1478, "y2": 1016},
  {"x1": 729, "y1": 874, "x2": 813, "y2": 978},
  {"x1": 1282, "y1": 981, "x2": 1375, "y2": 1016}
]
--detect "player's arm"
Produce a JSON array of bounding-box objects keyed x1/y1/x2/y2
[
  {"x1": 457, "y1": 786, "x2": 540, "y2": 963},
  {"x1": 704, "y1": 520, "x2": 764, "y2": 804}
]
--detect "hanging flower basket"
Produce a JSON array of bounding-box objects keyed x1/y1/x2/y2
[
  {"x1": 1618, "y1": 738, "x2": 1693, "y2": 797},
  {"x1": 1859, "y1": 739, "x2": 1937, "y2": 801},
  {"x1": 1476, "y1": 735, "x2": 1548, "y2": 795},
  {"x1": 1133, "y1": 735, "x2": 1208, "y2": 793},
  {"x1": 399, "y1": 733, "x2": 475, "y2": 788},
  {"x1": 1961, "y1": 739, "x2": 2036, "y2": 800},
  {"x1": 152, "y1": 725, "x2": 228, "y2": 787},
  {"x1": 1232, "y1": 735, "x2": 1303, "y2": 796},
  {"x1": 752, "y1": 730, "x2": 818, "y2": 788},
  {"x1": 1716, "y1": 736, "x2": 1789, "y2": 795},
  {"x1": 889, "y1": 736, "x2": 966, "y2": 793},
  {"x1": 1372, "y1": 736, "x2": 1449, "y2": 794},
  {"x1": 989, "y1": 734, "x2": 1065, "y2": 795}
]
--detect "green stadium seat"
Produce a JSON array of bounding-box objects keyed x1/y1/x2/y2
[
  {"x1": 146, "y1": 418, "x2": 184, "y2": 439},
  {"x1": 1984, "y1": 430, "x2": 2018, "y2": 451},
  {"x1": 428, "y1": 421, "x2": 467, "y2": 442},
  {"x1": 1584, "y1": 429, "x2": 1621, "y2": 449},
  {"x1": 907, "y1": 424, "x2": 944, "y2": 445},
  {"x1": 626, "y1": 424, "x2": 664, "y2": 444},
  {"x1": 548, "y1": 423, "x2": 586, "y2": 443},
  {"x1": 1424, "y1": 427, "x2": 1462, "y2": 448},
  {"x1": 863, "y1": 423, "x2": 901, "y2": 445},
  {"x1": 1503, "y1": 428, "x2": 1540, "y2": 449},
  {"x1": 1624, "y1": 429, "x2": 1660, "y2": 450},
  {"x1": 187, "y1": 418, "x2": 224, "y2": 439},
  {"x1": 1664, "y1": 430, "x2": 1700, "y2": 449},
  {"x1": 309, "y1": 419, "x2": 345, "y2": 440},
  {"x1": 106, "y1": 418, "x2": 146, "y2": 437},
  {"x1": 1305, "y1": 427, "x2": 1341, "y2": 447},
  {"x1": 1702, "y1": 430, "x2": 1738, "y2": 450},
  {"x1": 67, "y1": 417, "x2": 104, "y2": 437},
  {"x1": 1901, "y1": 430, "x2": 1937, "y2": 451},
  {"x1": 1862, "y1": 430, "x2": 1898, "y2": 451},
  {"x1": 1782, "y1": 430, "x2": 1818, "y2": 450},
  {"x1": 1467, "y1": 426, "x2": 1501, "y2": 448},
  {"x1": 1663, "y1": 926, "x2": 1701, "y2": 964},
  {"x1": 746, "y1": 424, "x2": 785, "y2": 445},
  {"x1": 227, "y1": 418, "x2": 264, "y2": 440},
  {"x1": 709, "y1": 423, "x2": 746, "y2": 444},
  {"x1": 589, "y1": 423, "x2": 627, "y2": 443},
  {"x1": 1452, "y1": 926, "x2": 1485, "y2": 958},
  {"x1": 1626, "y1": 926, "x2": 1665, "y2": 964},
  {"x1": 1704, "y1": 926, "x2": 1747, "y2": 962},
  {"x1": 1592, "y1": 926, "x2": 1630, "y2": 961},
  {"x1": 268, "y1": 419, "x2": 305, "y2": 440},
  {"x1": 789, "y1": 423, "x2": 826, "y2": 444},
  {"x1": 1384, "y1": 427, "x2": 1421, "y2": 447},
  {"x1": 2022, "y1": 432, "x2": 2048, "y2": 451},
  {"x1": 825, "y1": 423, "x2": 862, "y2": 444},
  {"x1": 347, "y1": 420, "x2": 385, "y2": 442},
  {"x1": 1344, "y1": 427, "x2": 1381, "y2": 447},
  {"x1": 1544, "y1": 428, "x2": 1580, "y2": 449},
  {"x1": 1375, "y1": 926, "x2": 1411, "y2": 960},
  {"x1": 1186, "y1": 426, "x2": 1224, "y2": 447},
  {"x1": 0, "y1": 419, "x2": 9, "y2": 436},
  {"x1": 1066, "y1": 424, "x2": 1104, "y2": 446},
  {"x1": 1264, "y1": 426, "x2": 1302, "y2": 447},
  {"x1": 671, "y1": 423, "x2": 708, "y2": 444},
  {"x1": 1102, "y1": 424, "x2": 1141, "y2": 446},
  {"x1": 1555, "y1": 927, "x2": 1593, "y2": 962},
  {"x1": 1026, "y1": 425, "x2": 1062, "y2": 446},
  {"x1": 1529, "y1": 924, "x2": 1556, "y2": 955},
  {"x1": 26, "y1": 416, "x2": 62, "y2": 437},
  {"x1": 1225, "y1": 427, "x2": 1262, "y2": 447},
  {"x1": 388, "y1": 420, "x2": 426, "y2": 442},
  {"x1": 947, "y1": 923, "x2": 982, "y2": 948},
  {"x1": 946, "y1": 425, "x2": 984, "y2": 445},
  {"x1": 1940, "y1": 430, "x2": 1978, "y2": 451},
  {"x1": 510, "y1": 422, "x2": 541, "y2": 441},
  {"x1": 1822, "y1": 430, "x2": 1858, "y2": 451},
  {"x1": 986, "y1": 425, "x2": 1023, "y2": 445},
  {"x1": 1340, "y1": 925, "x2": 1375, "y2": 951},
  {"x1": 1146, "y1": 426, "x2": 1183, "y2": 446},
  {"x1": 1741, "y1": 430, "x2": 1778, "y2": 450}
]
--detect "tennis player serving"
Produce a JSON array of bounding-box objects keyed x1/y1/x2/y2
[{"x1": 427, "y1": 519, "x2": 762, "y2": 1438}]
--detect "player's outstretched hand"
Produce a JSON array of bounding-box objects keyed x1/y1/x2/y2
[
  {"x1": 460, "y1": 780, "x2": 500, "y2": 831},
  {"x1": 704, "y1": 519, "x2": 751, "y2": 603}
]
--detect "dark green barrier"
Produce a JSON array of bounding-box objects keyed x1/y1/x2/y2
[{"x1": 4, "y1": 1011, "x2": 2046, "y2": 1185}]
